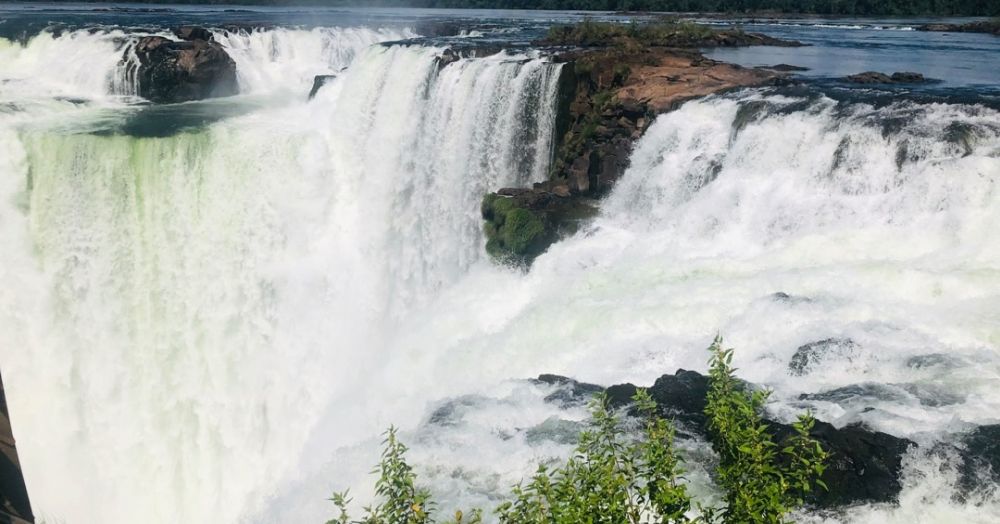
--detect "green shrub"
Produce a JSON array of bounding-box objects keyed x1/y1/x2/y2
[
  {"x1": 704, "y1": 337, "x2": 828, "y2": 523},
  {"x1": 544, "y1": 19, "x2": 720, "y2": 48},
  {"x1": 329, "y1": 341, "x2": 827, "y2": 524},
  {"x1": 496, "y1": 390, "x2": 691, "y2": 523}
]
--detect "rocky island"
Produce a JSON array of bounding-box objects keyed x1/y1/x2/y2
[{"x1": 482, "y1": 20, "x2": 801, "y2": 264}]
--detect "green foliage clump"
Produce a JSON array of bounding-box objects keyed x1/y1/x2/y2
[
  {"x1": 481, "y1": 193, "x2": 550, "y2": 261},
  {"x1": 496, "y1": 390, "x2": 691, "y2": 523},
  {"x1": 544, "y1": 19, "x2": 717, "y2": 48},
  {"x1": 704, "y1": 337, "x2": 829, "y2": 523},
  {"x1": 329, "y1": 340, "x2": 828, "y2": 524}
]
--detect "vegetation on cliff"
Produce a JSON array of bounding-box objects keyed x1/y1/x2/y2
[
  {"x1": 482, "y1": 193, "x2": 551, "y2": 262},
  {"x1": 54, "y1": 1, "x2": 1000, "y2": 17},
  {"x1": 327, "y1": 339, "x2": 828, "y2": 524},
  {"x1": 482, "y1": 19, "x2": 785, "y2": 265},
  {"x1": 542, "y1": 19, "x2": 798, "y2": 48}
]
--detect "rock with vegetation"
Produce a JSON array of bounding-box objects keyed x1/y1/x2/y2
[
  {"x1": 481, "y1": 187, "x2": 596, "y2": 264},
  {"x1": 483, "y1": 20, "x2": 789, "y2": 265},
  {"x1": 329, "y1": 339, "x2": 828, "y2": 524},
  {"x1": 607, "y1": 365, "x2": 914, "y2": 508},
  {"x1": 128, "y1": 28, "x2": 238, "y2": 104},
  {"x1": 540, "y1": 19, "x2": 803, "y2": 48},
  {"x1": 844, "y1": 71, "x2": 931, "y2": 84},
  {"x1": 918, "y1": 20, "x2": 1000, "y2": 36}
]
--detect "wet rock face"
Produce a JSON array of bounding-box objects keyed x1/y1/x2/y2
[
  {"x1": 129, "y1": 28, "x2": 238, "y2": 104},
  {"x1": 771, "y1": 420, "x2": 912, "y2": 507},
  {"x1": 535, "y1": 374, "x2": 603, "y2": 408},
  {"x1": 788, "y1": 338, "x2": 859, "y2": 376},
  {"x1": 481, "y1": 185, "x2": 596, "y2": 265},
  {"x1": 308, "y1": 74, "x2": 337, "y2": 99}
]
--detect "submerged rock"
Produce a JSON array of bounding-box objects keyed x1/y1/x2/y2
[
  {"x1": 771, "y1": 420, "x2": 913, "y2": 507},
  {"x1": 765, "y1": 63, "x2": 810, "y2": 72},
  {"x1": 959, "y1": 425, "x2": 1000, "y2": 494},
  {"x1": 535, "y1": 374, "x2": 603, "y2": 407},
  {"x1": 789, "y1": 338, "x2": 859, "y2": 376},
  {"x1": 129, "y1": 30, "x2": 238, "y2": 103},
  {"x1": 525, "y1": 417, "x2": 585, "y2": 445}
]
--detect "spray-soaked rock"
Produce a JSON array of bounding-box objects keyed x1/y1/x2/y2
[
  {"x1": 789, "y1": 338, "x2": 859, "y2": 376},
  {"x1": 128, "y1": 31, "x2": 238, "y2": 104},
  {"x1": 308, "y1": 74, "x2": 337, "y2": 99},
  {"x1": 481, "y1": 187, "x2": 596, "y2": 265}
]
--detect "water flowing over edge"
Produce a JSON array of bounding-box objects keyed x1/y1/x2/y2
[{"x1": 0, "y1": 31, "x2": 563, "y2": 523}]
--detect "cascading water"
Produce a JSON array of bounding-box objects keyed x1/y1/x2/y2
[
  {"x1": 305, "y1": 90, "x2": 996, "y2": 524},
  {"x1": 0, "y1": 28, "x2": 563, "y2": 524},
  {"x1": 1, "y1": 14, "x2": 998, "y2": 524},
  {"x1": 213, "y1": 27, "x2": 417, "y2": 94}
]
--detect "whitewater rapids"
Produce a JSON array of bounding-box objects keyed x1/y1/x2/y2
[{"x1": 1, "y1": 23, "x2": 999, "y2": 524}]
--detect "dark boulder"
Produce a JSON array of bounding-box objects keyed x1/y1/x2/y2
[
  {"x1": 173, "y1": 25, "x2": 215, "y2": 42},
  {"x1": 605, "y1": 382, "x2": 639, "y2": 408},
  {"x1": 648, "y1": 369, "x2": 711, "y2": 428},
  {"x1": 608, "y1": 369, "x2": 914, "y2": 507},
  {"x1": 789, "y1": 338, "x2": 859, "y2": 376},
  {"x1": 845, "y1": 71, "x2": 931, "y2": 85},
  {"x1": 308, "y1": 74, "x2": 337, "y2": 99},
  {"x1": 766, "y1": 63, "x2": 809, "y2": 72},
  {"x1": 129, "y1": 34, "x2": 238, "y2": 103},
  {"x1": 845, "y1": 71, "x2": 893, "y2": 84},
  {"x1": 801, "y1": 382, "x2": 963, "y2": 408},
  {"x1": 771, "y1": 420, "x2": 913, "y2": 507},
  {"x1": 890, "y1": 71, "x2": 926, "y2": 83},
  {"x1": 534, "y1": 374, "x2": 603, "y2": 407}
]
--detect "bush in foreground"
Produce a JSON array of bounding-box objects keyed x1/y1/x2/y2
[{"x1": 327, "y1": 338, "x2": 827, "y2": 523}]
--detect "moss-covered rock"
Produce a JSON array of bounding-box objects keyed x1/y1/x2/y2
[{"x1": 482, "y1": 193, "x2": 551, "y2": 263}]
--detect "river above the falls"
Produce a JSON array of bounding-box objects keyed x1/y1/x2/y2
[{"x1": 0, "y1": 3, "x2": 998, "y2": 524}]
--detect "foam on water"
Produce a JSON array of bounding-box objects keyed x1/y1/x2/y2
[{"x1": 272, "y1": 91, "x2": 1000, "y2": 523}]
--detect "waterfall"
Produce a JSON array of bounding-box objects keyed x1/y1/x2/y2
[
  {"x1": 0, "y1": 33, "x2": 563, "y2": 524},
  {"x1": 212, "y1": 27, "x2": 417, "y2": 94}
]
